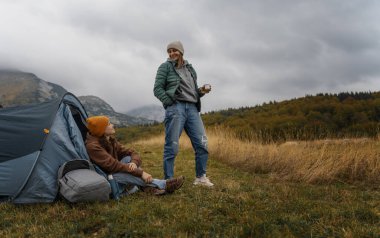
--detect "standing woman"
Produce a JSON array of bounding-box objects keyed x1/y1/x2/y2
[{"x1": 154, "y1": 41, "x2": 214, "y2": 187}]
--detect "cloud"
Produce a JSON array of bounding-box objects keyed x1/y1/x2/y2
[{"x1": 0, "y1": 0, "x2": 379, "y2": 112}]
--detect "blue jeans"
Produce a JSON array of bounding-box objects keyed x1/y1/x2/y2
[
  {"x1": 113, "y1": 156, "x2": 166, "y2": 190},
  {"x1": 163, "y1": 101, "x2": 209, "y2": 179}
]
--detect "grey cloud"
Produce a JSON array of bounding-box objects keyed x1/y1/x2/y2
[{"x1": 0, "y1": 0, "x2": 379, "y2": 112}]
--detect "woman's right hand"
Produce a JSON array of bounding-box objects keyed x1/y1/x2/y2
[
  {"x1": 126, "y1": 162, "x2": 137, "y2": 172},
  {"x1": 142, "y1": 172, "x2": 153, "y2": 183}
]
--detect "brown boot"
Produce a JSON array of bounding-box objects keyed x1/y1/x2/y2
[
  {"x1": 165, "y1": 176, "x2": 185, "y2": 193},
  {"x1": 141, "y1": 187, "x2": 166, "y2": 196}
]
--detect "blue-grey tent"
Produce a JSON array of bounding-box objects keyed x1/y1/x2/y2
[{"x1": 0, "y1": 93, "x2": 89, "y2": 203}]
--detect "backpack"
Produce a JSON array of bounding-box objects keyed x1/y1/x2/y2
[{"x1": 58, "y1": 159, "x2": 111, "y2": 202}]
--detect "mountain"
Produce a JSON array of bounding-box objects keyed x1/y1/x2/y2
[
  {"x1": 126, "y1": 104, "x2": 165, "y2": 122},
  {"x1": 78, "y1": 96, "x2": 155, "y2": 126},
  {"x1": 0, "y1": 69, "x2": 154, "y2": 126},
  {"x1": 0, "y1": 69, "x2": 66, "y2": 106}
]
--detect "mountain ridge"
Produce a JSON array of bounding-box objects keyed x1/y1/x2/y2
[
  {"x1": 0, "y1": 69, "x2": 66, "y2": 107},
  {"x1": 78, "y1": 95, "x2": 155, "y2": 126},
  {"x1": 126, "y1": 104, "x2": 165, "y2": 122},
  {"x1": 0, "y1": 69, "x2": 153, "y2": 126}
]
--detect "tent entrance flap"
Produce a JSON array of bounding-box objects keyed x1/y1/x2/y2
[{"x1": 69, "y1": 106, "x2": 88, "y2": 141}]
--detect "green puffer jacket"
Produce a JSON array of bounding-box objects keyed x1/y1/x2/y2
[{"x1": 154, "y1": 60, "x2": 204, "y2": 111}]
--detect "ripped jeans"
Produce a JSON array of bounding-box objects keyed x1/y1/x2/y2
[{"x1": 163, "y1": 101, "x2": 209, "y2": 179}]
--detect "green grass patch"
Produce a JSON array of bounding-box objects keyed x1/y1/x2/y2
[
  {"x1": 1, "y1": 144, "x2": 379, "y2": 237},
  {"x1": 116, "y1": 124, "x2": 164, "y2": 144}
]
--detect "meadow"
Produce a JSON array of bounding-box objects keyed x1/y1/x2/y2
[
  {"x1": 199, "y1": 127, "x2": 380, "y2": 186},
  {"x1": 0, "y1": 127, "x2": 379, "y2": 237}
]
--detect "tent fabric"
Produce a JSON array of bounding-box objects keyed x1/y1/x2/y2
[
  {"x1": 0, "y1": 92, "x2": 90, "y2": 203},
  {"x1": 0, "y1": 99, "x2": 61, "y2": 163},
  {"x1": 0, "y1": 151, "x2": 39, "y2": 197}
]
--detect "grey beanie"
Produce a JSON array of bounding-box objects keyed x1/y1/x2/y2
[{"x1": 167, "y1": 41, "x2": 184, "y2": 55}]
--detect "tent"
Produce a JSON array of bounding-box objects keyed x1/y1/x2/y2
[{"x1": 0, "y1": 93, "x2": 89, "y2": 203}]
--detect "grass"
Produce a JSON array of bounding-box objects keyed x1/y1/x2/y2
[
  {"x1": 116, "y1": 124, "x2": 164, "y2": 144},
  {"x1": 1, "y1": 134, "x2": 379, "y2": 237},
  {"x1": 203, "y1": 126, "x2": 380, "y2": 186}
]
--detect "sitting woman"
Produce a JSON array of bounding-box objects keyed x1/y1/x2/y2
[{"x1": 85, "y1": 115, "x2": 184, "y2": 195}]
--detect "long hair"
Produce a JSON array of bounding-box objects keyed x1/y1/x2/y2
[{"x1": 176, "y1": 54, "x2": 185, "y2": 68}]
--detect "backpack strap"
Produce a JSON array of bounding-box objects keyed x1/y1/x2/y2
[{"x1": 58, "y1": 159, "x2": 94, "y2": 179}]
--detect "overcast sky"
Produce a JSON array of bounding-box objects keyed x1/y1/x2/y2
[{"x1": 1, "y1": 0, "x2": 380, "y2": 112}]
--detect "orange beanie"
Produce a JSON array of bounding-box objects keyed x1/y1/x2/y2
[{"x1": 86, "y1": 116, "x2": 110, "y2": 137}]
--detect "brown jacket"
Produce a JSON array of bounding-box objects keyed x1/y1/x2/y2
[{"x1": 85, "y1": 134, "x2": 143, "y2": 177}]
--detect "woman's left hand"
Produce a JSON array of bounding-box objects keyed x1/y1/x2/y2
[{"x1": 200, "y1": 84, "x2": 212, "y2": 94}]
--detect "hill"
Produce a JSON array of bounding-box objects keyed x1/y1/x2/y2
[
  {"x1": 78, "y1": 96, "x2": 155, "y2": 126},
  {"x1": 0, "y1": 69, "x2": 154, "y2": 126},
  {"x1": 126, "y1": 104, "x2": 165, "y2": 122},
  {"x1": 0, "y1": 69, "x2": 66, "y2": 107},
  {"x1": 202, "y1": 92, "x2": 380, "y2": 142}
]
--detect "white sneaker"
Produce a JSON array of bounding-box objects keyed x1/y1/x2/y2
[{"x1": 193, "y1": 175, "x2": 214, "y2": 187}]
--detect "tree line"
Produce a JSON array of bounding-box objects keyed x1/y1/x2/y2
[{"x1": 202, "y1": 91, "x2": 380, "y2": 142}]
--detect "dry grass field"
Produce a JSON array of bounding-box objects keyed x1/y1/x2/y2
[{"x1": 136, "y1": 127, "x2": 380, "y2": 186}]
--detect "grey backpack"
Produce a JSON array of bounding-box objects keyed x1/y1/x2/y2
[{"x1": 58, "y1": 159, "x2": 111, "y2": 202}]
